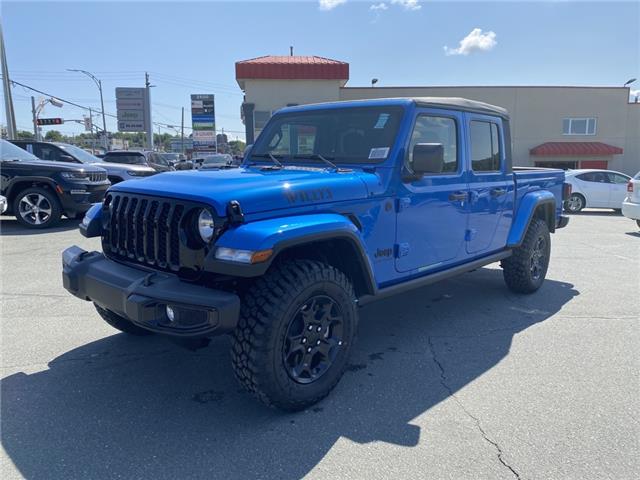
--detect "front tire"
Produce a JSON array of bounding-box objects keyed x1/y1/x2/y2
[
  {"x1": 503, "y1": 218, "x2": 551, "y2": 294},
  {"x1": 13, "y1": 187, "x2": 62, "y2": 229},
  {"x1": 94, "y1": 304, "x2": 154, "y2": 336},
  {"x1": 564, "y1": 193, "x2": 585, "y2": 213},
  {"x1": 231, "y1": 260, "x2": 358, "y2": 411}
]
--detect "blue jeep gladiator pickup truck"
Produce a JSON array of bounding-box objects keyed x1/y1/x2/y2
[{"x1": 62, "y1": 98, "x2": 569, "y2": 411}]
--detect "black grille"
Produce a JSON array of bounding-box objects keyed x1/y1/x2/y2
[
  {"x1": 103, "y1": 192, "x2": 190, "y2": 272},
  {"x1": 89, "y1": 171, "x2": 107, "y2": 182}
]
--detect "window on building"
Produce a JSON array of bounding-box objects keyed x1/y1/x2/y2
[
  {"x1": 470, "y1": 121, "x2": 501, "y2": 172},
  {"x1": 562, "y1": 118, "x2": 597, "y2": 135},
  {"x1": 407, "y1": 115, "x2": 458, "y2": 173}
]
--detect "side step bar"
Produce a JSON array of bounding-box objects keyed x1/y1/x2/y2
[{"x1": 358, "y1": 250, "x2": 512, "y2": 306}]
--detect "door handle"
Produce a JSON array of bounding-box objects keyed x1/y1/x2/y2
[
  {"x1": 490, "y1": 188, "x2": 507, "y2": 197},
  {"x1": 449, "y1": 192, "x2": 467, "y2": 202}
]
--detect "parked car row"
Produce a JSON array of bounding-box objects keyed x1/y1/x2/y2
[{"x1": 563, "y1": 168, "x2": 640, "y2": 228}]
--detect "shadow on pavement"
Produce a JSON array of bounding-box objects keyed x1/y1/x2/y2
[
  {"x1": 0, "y1": 217, "x2": 80, "y2": 236},
  {"x1": 1, "y1": 269, "x2": 578, "y2": 479}
]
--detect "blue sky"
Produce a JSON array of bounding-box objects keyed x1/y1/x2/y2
[{"x1": 2, "y1": 1, "x2": 638, "y2": 141}]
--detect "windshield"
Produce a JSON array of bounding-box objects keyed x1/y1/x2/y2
[
  {"x1": 103, "y1": 152, "x2": 147, "y2": 165},
  {"x1": 634, "y1": 171, "x2": 640, "y2": 180},
  {"x1": 0, "y1": 140, "x2": 40, "y2": 162},
  {"x1": 252, "y1": 106, "x2": 404, "y2": 164},
  {"x1": 203, "y1": 154, "x2": 231, "y2": 165},
  {"x1": 57, "y1": 143, "x2": 103, "y2": 163},
  {"x1": 158, "y1": 153, "x2": 179, "y2": 162}
]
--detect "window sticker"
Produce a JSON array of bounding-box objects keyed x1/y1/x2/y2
[
  {"x1": 369, "y1": 147, "x2": 390, "y2": 159},
  {"x1": 374, "y1": 113, "x2": 390, "y2": 129}
]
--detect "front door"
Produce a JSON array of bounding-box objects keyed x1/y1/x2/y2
[
  {"x1": 575, "y1": 171, "x2": 610, "y2": 207},
  {"x1": 465, "y1": 115, "x2": 513, "y2": 254},
  {"x1": 395, "y1": 110, "x2": 468, "y2": 273}
]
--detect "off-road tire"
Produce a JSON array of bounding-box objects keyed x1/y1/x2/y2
[
  {"x1": 564, "y1": 193, "x2": 585, "y2": 213},
  {"x1": 94, "y1": 303, "x2": 154, "y2": 336},
  {"x1": 502, "y1": 218, "x2": 551, "y2": 294},
  {"x1": 13, "y1": 187, "x2": 62, "y2": 229},
  {"x1": 231, "y1": 260, "x2": 358, "y2": 411}
]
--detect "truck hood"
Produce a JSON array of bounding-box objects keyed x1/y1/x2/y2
[{"x1": 110, "y1": 166, "x2": 375, "y2": 215}]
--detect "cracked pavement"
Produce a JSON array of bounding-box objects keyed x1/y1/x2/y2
[{"x1": 1, "y1": 212, "x2": 639, "y2": 479}]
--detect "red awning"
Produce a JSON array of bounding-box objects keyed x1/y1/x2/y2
[
  {"x1": 236, "y1": 55, "x2": 349, "y2": 81},
  {"x1": 530, "y1": 142, "x2": 623, "y2": 156}
]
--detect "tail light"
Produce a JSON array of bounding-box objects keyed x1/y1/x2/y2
[
  {"x1": 627, "y1": 181, "x2": 634, "y2": 193},
  {"x1": 562, "y1": 182, "x2": 572, "y2": 201}
]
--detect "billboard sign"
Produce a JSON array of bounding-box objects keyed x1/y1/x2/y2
[
  {"x1": 116, "y1": 87, "x2": 148, "y2": 132},
  {"x1": 191, "y1": 94, "x2": 216, "y2": 151}
]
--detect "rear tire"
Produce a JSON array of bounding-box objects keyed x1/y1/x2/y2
[
  {"x1": 13, "y1": 187, "x2": 62, "y2": 229},
  {"x1": 231, "y1": 260, "x2": 358, "y2": 411},
  {"x1": 503, "y1": 218, "x2": 551, "y2": 294},
  {"x1": 564, "y1": 193, "x2": 585, "y2": 213},
  {"x1": 94, "y1": 303, "x2": 154, "y2": 336}
]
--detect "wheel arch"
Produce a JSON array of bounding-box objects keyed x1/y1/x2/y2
[
  {"x1": 507, "y1": 191, "x2": 556, "y2": 247},
  {"x1": 5, "y1": 177, "x2": 60, "y2": 203}
]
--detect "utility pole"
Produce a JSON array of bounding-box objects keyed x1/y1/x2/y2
[
  {"x1": 67, "y1": 69, "x2": 108, "y2": 151},
  {"x1": 181, "y1": 107, "x2": 184, "y2": 154},
  {"x1": 144, "y1": 72, "x2": 154, "y2": 151},
  {"x1": 31, "y1": 96, "x2": 38, "y2": 138},
  {"x1": 1, "y1": 22, "x2": 17, "y2": 138}
]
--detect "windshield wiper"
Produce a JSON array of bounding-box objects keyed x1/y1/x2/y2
[
  {"x1": 251, "y1": 153, "x2": 284, "y2": 168},
  {"x1": 292, "y1": 154, "x2": 339, "y2": 171}
]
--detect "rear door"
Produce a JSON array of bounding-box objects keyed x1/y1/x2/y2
[
  {"x1": 395, "y1": 109, "x2": 468, "y2": 273},
  {"x1": 465, "y1": 115, "x2": 514, "y2": 254},
  {"x1": 575, "y1": 172, "x2": 610, "y2": 207},
  {"x1": 607, "y1": 172, "x2": 631, "y2": 208}
]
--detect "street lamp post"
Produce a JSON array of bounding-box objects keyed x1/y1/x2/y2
[{"x1": 67, "y1": 69, "x2": 108, "y2": 151}]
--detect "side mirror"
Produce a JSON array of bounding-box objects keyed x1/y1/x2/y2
[
  {"x1": 411, "y1": 143, "x2": 444, "y2": 176},
  {"x1": 60, "y1": 154, "x2": 76, "y2": 162}
]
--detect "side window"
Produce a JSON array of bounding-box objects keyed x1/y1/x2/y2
[
  {"x1": 470, "y1": 121, "x2": 501, "y2": 172},
  {"x1": 578, "y1": 172, "x2": 608, "y2": 183},
  {"x1": 37, "y1": 145, "x2": 62, "y2": 162},
  {"x1": 608, "y1": 173, "x2": 629, "y2": 184},
  {"x1": 408, "y1": 115, "x2": 458, "y2": 173}
]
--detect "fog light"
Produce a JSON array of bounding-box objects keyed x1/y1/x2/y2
[{"x1": 166, "y1": 305, "x2": 175, "y2": 322}]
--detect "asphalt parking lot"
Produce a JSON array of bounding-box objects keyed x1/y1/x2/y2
[{"x1": 1, "y1": 212, "x2": 638, "y2": 480}]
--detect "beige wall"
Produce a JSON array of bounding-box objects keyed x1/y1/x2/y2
[{"x1": 242, "y1": 79, "x2": 343, "y2": 114}]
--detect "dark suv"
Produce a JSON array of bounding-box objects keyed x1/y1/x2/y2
[{"x1": 1, "y1": 139, "x2": 109, "y2": 228}]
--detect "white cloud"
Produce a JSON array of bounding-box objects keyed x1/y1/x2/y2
[
  {"x1": 319, "y1": 0, "x2": 347, "y2": 11},
  {"x1": 444, "y1": 28, "x2": 497, "y2": 56},
  {"x1": 370, "y1": 2, "x2": 388, "y2": 11},
  {"x1": 391, "y1": 0, "x2": 421, "y2": 10}
]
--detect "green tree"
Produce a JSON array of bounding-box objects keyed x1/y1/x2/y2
[
  {"x1": 44, "y1": 130, "x2": 64, "y2": 142},
  {"x1": 228, "y1": 140, "x2": 246, "y2": 156},
  {"x1": 15, "y1": 130, "x2": 35, "y2": 140}
]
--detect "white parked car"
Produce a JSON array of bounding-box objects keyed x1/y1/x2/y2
[
  {"x1": 563, "y1": 169, "x2": 631, "y2": 213},
  {"x1": 622, "y1": 171, "x2": 640, "y2": 229}
]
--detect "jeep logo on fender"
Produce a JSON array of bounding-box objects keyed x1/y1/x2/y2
[
  {"x1": 374, "y1": 247, "x2": 393, "y2": 259},
  {"x1": 284, "y1": 188, "x2": 333, "y2": 204}
]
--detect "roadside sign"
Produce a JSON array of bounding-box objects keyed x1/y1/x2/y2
[
  {"x1": 116, "y1": 87, "x2": 148, "y2": 132},
  {"x1": 191, "y1": 94, "x2": 216, "y2": 151}
]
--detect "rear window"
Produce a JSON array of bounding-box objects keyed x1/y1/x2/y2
[{"x1": 104, "y1": 153, "x2": 146, "y2": 165}]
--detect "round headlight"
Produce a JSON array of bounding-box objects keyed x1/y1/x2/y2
[{"x1": 197, "y1": 209, "x2": 215, "y2": 243}]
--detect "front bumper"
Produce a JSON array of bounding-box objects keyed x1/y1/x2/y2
[
  {"x1": 622, "y1": 199, "x2": 640, "y2": 221},
  {"x1": 59, "y1": 182, "x2": 110, "y2": 215},
  {"x1": 62, "y1": 246, "x2": 240, "y2": 337}
]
